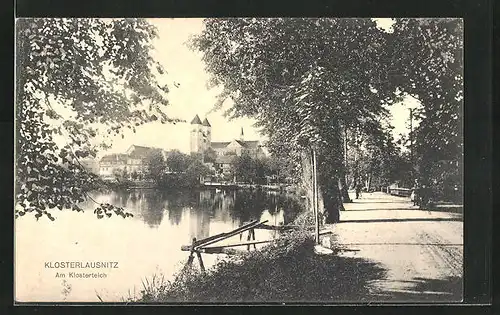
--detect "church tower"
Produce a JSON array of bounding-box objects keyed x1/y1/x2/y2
[
  {"x1": 202, "y1": 118, "x2": 212, "y2": 151},
  {"x1": 240, "y1": 127, "x2": 244, "y2": 141},
  {"x1": 190, "y1": 114, "x2": 203, "y2": 154}
]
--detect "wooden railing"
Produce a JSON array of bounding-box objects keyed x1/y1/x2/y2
[
  {"x1": 388, "y1": 187, "x2": 412, "y2": 197},
  {"x1": 180, "y1": 220, "x2": 331, "y2": 272}
]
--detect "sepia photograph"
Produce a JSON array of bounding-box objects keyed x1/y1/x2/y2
[{"x1": 14, "y1": 17, "x2": 463, "y2": 303}]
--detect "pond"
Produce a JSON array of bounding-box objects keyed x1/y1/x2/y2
[{"x1": 15, "y1": 188, "x2": 303, "y2": 302}]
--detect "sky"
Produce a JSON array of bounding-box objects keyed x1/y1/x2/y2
[
  {"x1": 97, "y1": 18, "x2": 263, "y2": 156},
  {"x1": 51, "y1": 18, "x2": 420, "y2": 156}
]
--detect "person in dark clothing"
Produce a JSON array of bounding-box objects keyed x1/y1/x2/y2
[
  {"x1": 419, "y1": 185, "x2": 432, "y2": 209},
  {"x1": 412, "y1": 179, "x2": 420, "y2": 206},
  {"x1": 355, "y1": 183, "x2": 362, "y2": 199}
]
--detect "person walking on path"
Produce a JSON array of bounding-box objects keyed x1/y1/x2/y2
[
  {"x1": 355, "y1": 183, "x2": 362, "y2": 199},
  {"x1": 411, "y1": 179, "x2": 420, "y2": 207},
  {"x1": 419, "y1": 184, "x2": 431, "y2": 210}
]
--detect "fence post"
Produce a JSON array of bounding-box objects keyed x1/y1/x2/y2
[
  {"x1": 196, "y1": 251, "x2": 205, "y2": 272},
  {"x1": 312, "y1": 148, "x2": 320, "y2": 245},
  {"x1": 183, "y1": 237, "x2": 197, "y2": 271}
]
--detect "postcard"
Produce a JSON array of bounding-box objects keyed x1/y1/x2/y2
[{"x1": 14, "y1": 17, "x2": 463, "y2": 303}]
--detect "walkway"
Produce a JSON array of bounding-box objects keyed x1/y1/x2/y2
[{"x1": 328, "y1": 192, "x2": 463, "y2": 302}]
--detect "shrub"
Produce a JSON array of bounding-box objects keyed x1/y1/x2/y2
[{"x1": 131, "y1": 228, "x2": 386, "y2": 303}]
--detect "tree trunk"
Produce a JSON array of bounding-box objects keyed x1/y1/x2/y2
[
  {"x1": 366, "y1": 173, "x2": 372, "y2": 191},
  {"x1": 316, "y1": 153, "x2": 343, "y2": 224},
  {"x1": 320, "y1": 176, "x2": 343, "y2": 223},
  {"x1": 300, "y1": 151, "x2": 324, "y2": 215}
]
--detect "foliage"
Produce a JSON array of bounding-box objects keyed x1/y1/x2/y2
[
  {"x1": 15, "y1": 18, "x2": 178, "y2": 220},
  {"x1": 426, "y1": 160, "x2": 462, "y2": 202},
  {"x1": 184, "y1": 158, "x2": 213, "y2": 185},
  {"x1": 160, "y1": 150, "x2": 214, "y2": 188},
  {"x1": 145, "y1": 150, "x2": 166, "y2": 184},
  {"x1": 112, "y1": 168, "x2": 125, "y2": 180},
  {"x1": 229, "y1": 153, "x2": 286, "y2": 185},
  {"x1": 291, "y1": 210, "x2": 319, "y2": 229},
  {"x1": 203, "y1": 147, "x2": 217, "y2": 163},
  {"x1": 166, "y1": 150, "x2": 191, "y2": 173},
  {"x1": 347, "y1": 123, "x2": 411, "y2": 190},
  {"x1": 190, "y1": 18, "x2": 399, "y2": 222},
  {"x1": 93, "y1": 203, "x2": 133, "y2": 219},
  {"x1": 131, "y1": 229, "x2": 386, "y2": 302},
  {"x1": 230, "y1": 153, "x2": 258, "y2": 184},
  {"x1": 192, "y1": 18, "x2": 463, "y2": 204},
  {"x1": 130, "y1": 170, "x2": 139, "y2": 180},
  {"x1": 108, "y1": 168, "x2": 133, "y2": 189},
  {"x1": 387, "y1": 18, "x2": 463, "y2": 200},
  {"x1": 261, "y1": 154, "x2": 296, "y2": 184}
]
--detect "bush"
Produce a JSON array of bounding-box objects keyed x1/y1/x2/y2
[
  {"x1": 291, "y1": 210, "x2": 317, "y2": 229},
  {"x1": 131, "y1": 228, "x2": 386, "y2": 303}
]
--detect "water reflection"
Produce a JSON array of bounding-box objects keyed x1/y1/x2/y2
[
  {"x1": 87, "y1": 188, "x2": 303, "y2": 237},
  {"x1": 16, "y1": 188, "x2": 305, "y2": 302}
]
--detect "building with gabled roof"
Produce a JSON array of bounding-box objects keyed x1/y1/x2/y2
[
  {"x1": 99, "y1": 145, "x2": 167, "y2": 179},
  {"x1": 190, "y1": 115, "x2": 266, "y2": 177},
  {"x1": 126, "y1": 145, "x2": 166, "y2": 160}
]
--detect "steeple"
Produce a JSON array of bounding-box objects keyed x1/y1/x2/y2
[
  {"x1": 201, "y1": 117, "x2": 212, "y2": 151},
  {"x1": 240, "y1": 127, "x2": 244, "y2": 141},
  {"x1": 202, "y1": 118, "x2": 211, "y2": 127},
  {"x1": 190, "y1": 114, "x2": 202, "y2": 125}
]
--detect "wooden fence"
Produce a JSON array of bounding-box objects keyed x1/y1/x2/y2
[
  {"x1": 180, "y1": 219, "x2": 331, "y2": 272},
  {"x1": 388, "y1": 187, "x2": 412, "y2": 197}
]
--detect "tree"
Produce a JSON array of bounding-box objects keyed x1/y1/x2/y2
[
  {"x1": 112, "y1": 168, "x2": 123, "y2": 181},
  {"x1": 15, "y1": 18, "x2": 176, "y2": 220},
  {"x1": 185, "y1": 159, "x2": 213, "y2": 186},
  {"x1": 191, "y1": 18, "x2": 395, "y2": 223},
  {"x1": 166, "y1": 150, "x2": 191, "y2": 173},
  {"x1": 122, "y1": 168, "x2": 129, "y2": 180},
  {"x1": 203, "y1": 147, "x2": 217, "y2": 163},
  {"x1": 231, "y1": 153, "x2": 257, "y2": 183},
  {"x1": 259, "y1": 155, "x2": 285, "y2": 184},
  {"x1": 386, "y1": 18, "x2": 463, "y2": 201},
  {"x1": 131, "y1": 170, "x2": 139, "y2": 180},
  {"x1": 349, "y1": 124, "x2": 408, "y2": 191},
  {"x1": 145, "y1": 150, "x2": 166, "y2": 185}
]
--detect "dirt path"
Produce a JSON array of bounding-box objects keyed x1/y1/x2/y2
[{"x1": 328, "y1": 192, "x2": 463, "y2": 302}]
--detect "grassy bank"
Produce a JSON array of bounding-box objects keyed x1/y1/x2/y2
[{"x1": 128, "y1": 213, "x2": 387, "y2": 303}]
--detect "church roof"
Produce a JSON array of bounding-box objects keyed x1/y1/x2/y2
[
  {"x1": 234, "y1": 140, "x2": 260, "y2": 149},
  {"x1": 211, "y1": 140, "x2": 261, "y2": 149},
  {"x1": 211, "y1": 141, "x2": 231, "y2": 149},
  {"x1": 202, "y1": 118, "x2": 211, "y2": 127},
  {"x1": 241, "y1": 140, "x2": 260, "y2": 149},
  {"x1": 234, "y1": 140, "x2": 247, "y2": 147},
  {"x1": 190, "y1": 115, "x2": 202, "y2": 125}
]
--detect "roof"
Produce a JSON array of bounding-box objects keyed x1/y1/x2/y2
[
  {"x1": 210, "y1": 140, "x2": 261, "y2": 150},
  {"x1": 215, "y1": 155, "x2": 237, "y2": 164},
  {"x1": 128, "y1": 145, "x2": 164, "y2": 159},
  {"x1": 211, "y1": 141, "x2": 231, "y2": 149},
  {"x1": 202, "y1": 118, "x2": 211, "y2": 127},
  {"x1": 241, "y1": 140, "x2": 260, "y2": 149},
  {"x1": 100, "y1": 154, "x2": 129, "y2": 164},
  {"x1": 233, "y1": 140, "x2": 247, "y2": 147},
  {"x1": 191, "y1": 115, "x2": 202, "y2": 125}
]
